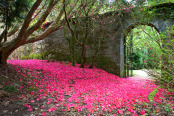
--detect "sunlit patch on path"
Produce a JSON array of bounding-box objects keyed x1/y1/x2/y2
[{"x1": 131, "y1": 70, "x2": 155, "y2": 80}]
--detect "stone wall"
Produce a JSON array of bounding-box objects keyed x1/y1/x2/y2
[
  {"x1": 32, "y1": 24, "x2": 121, "y2": 75},
  {"x1": 8, "y1": 4, "x2": 174, "y2": 77},
  {"x1": 36, "y1": 10, "x2": 174, "y2": 77}
]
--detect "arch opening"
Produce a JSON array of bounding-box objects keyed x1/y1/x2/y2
[{"x1": 123, "y1": 24, "x2": 161, "y2": 78}]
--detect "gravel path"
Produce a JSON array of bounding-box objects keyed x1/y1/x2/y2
[{"x1": 130, "y1": 70, "x2": 154, "y2": 80}]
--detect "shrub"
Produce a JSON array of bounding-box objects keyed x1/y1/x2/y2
[
  {"x1": 21, "y1": 55, "x2": 29, "y2": 60},
  {"x1": 29, "y1": 53, "x2": 42, "y2": 59}
]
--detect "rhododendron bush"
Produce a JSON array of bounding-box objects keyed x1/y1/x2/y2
[{"x1": 7, "y1": 60, "x2": 174, "y2": 115}]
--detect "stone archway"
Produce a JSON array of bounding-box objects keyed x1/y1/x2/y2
[
  {"x1": 13, "y1": 3, "x2": 174, "y2": 77},
  {"x1": 122, "y1": 23, "x2": 160, "y2": 77}
]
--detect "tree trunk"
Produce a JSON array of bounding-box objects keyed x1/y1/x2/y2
[
  {"x1": 80, "y1": 16, "x2": 88, "y2": 68},
  {"x1": 68, "y1": 38, "x2": 76, "y2": 66},
  {"x1": 0, "y1": 50, "x2": 8, "y2": 65},
  {"x1": 80, "y1": 43, "x2": 86, "y2": 68},
  {"x1": 89, "y1": 38, "x2": 101, "y2": 68},
  {"x1": 71, "y1": 38, "x2": 75, "y2": 66},
  {"x1": 0, "y1": 43, "x2": 21, "y2": 65}
]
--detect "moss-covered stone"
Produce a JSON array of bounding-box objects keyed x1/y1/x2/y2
[{"x1": 45, "y1": 51, "x2": 71, "y2": 62}]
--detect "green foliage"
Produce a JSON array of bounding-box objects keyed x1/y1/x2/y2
[
  {"x1": 27, "y1": 86, "x2": 35, "y2": 91},
  {"x1": 29, "y1": 53, "x2": 34, "y2": 59},
  {"x1": 129, "y1": 52, "x2": 142, "y2": 69},
  {"x1": 148, "y1": 0, "x2": 173, "y2": 6},
  {"x1": 29, "y1": 53, "x2": 42, "y2": 59},
  {"x1": 21, "y1": 52, "x2": 47, "y2": 60},
  {"x1": 21, "y1": 55, "x2": 29, "y2": 60},
  {"x1": 130, "y1": 2, "x2": 174, "y2": 25},
  {"x1": 0, "y1": 0, "x2": 34, "y2": 27},
  {"x1": 166, "y1": 84, "x2": 174, "y2": 93},
  {"x1": 126, "y1": 25, "x2": 161, "y2": 70},
  {"x1": 3, "y1": 85, "x2": 17, "y2": 92},
  {"x1": 126, "y1": 24, "x2": 173, "y2": 88},
  {"x1": 156, "y1": 25, "x2": 174, "y2": 88},
  {"x1": 149, "y1": 3, "x2": 174, "y2": 20},
  {"x1": 0, "y1": 76, "x2": 6, "y2": 79},
  {"x1": 148, "y1": 87, "x2": 159, "y2": 102}
]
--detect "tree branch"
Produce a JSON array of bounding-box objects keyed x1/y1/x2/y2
[
  {"x1": 63, "y1": 0, "x2": 81, "y2": 45},
  {"x1": 24, "y1": 26, "x2": 59, "y2": 44},
  {"x1": 143, "y1": 30, "x2": 162, "y2": 49},
  {"x1": 24, "y1": 0, "x2": 59, "y2": 40},
  {"x1": 31, "y1": 2, "x2": 47, "y2": 21},
  {"x1": 25, "y1": 19, "x2": 67, "y2": 44},
  {"x1": 16, "y1": 0, "x2": 43, "y2": 42},
  {"x1": 7, "y1": 23, "x2": 22, "y2": 37},
  {"x1": 0, "y1": 30, "x2": 5, "y2": 43}
]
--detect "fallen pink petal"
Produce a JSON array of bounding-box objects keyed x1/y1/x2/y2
[
  {"x1": 2, "y1": 59, "x2": 172, "y2": 115},
  {"x1": 0, "y1": 1, "x2": 173, "y2": 115}
]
